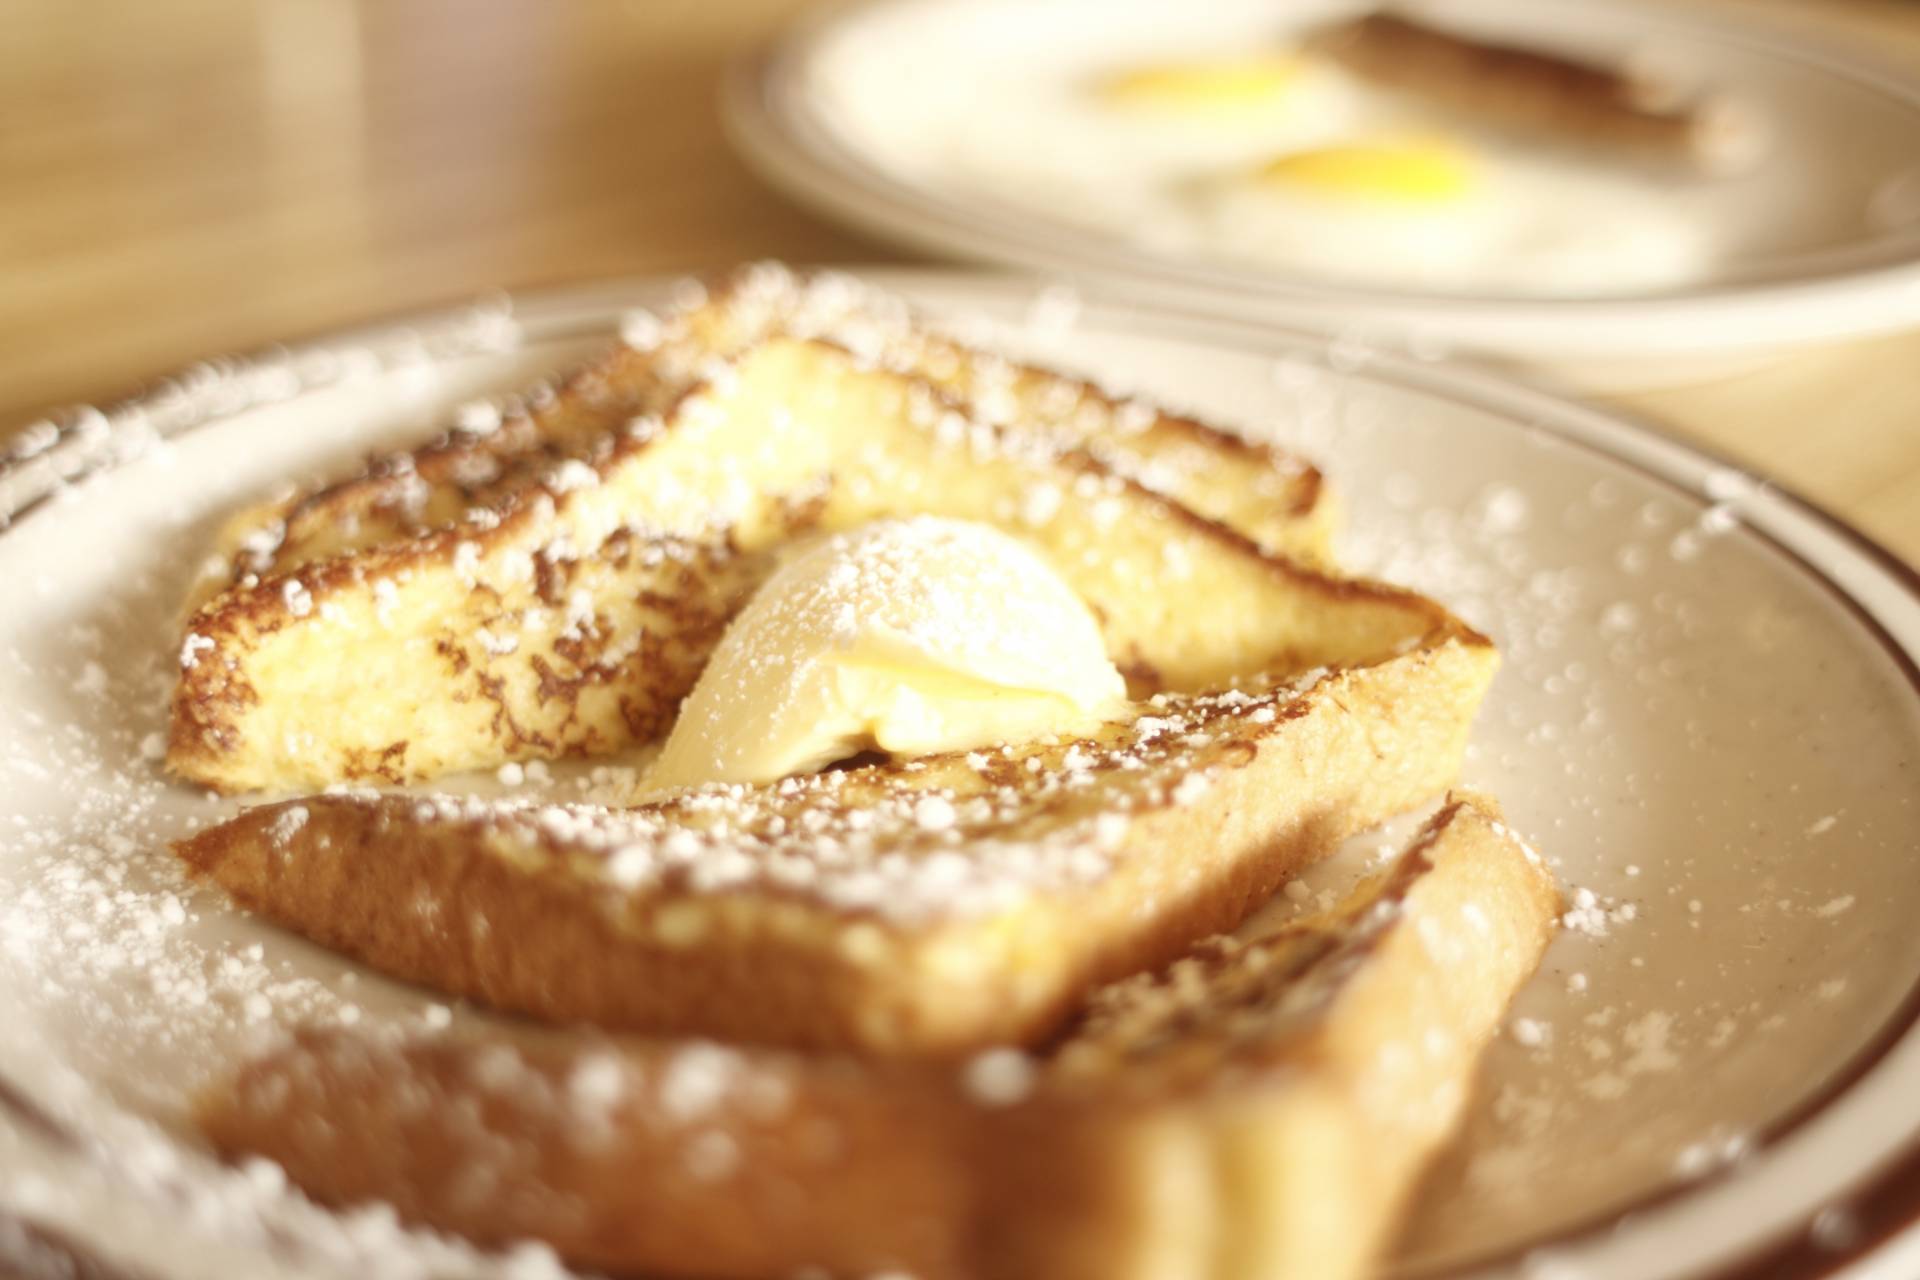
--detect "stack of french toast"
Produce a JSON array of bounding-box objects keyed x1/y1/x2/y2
[{"x1": 169, "y1": 265, "x2": 1559, "y2": 1280}]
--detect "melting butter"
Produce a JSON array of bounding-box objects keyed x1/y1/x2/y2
[{"x1": 642, "y1": 517, "x2": 1128, "y2": 794}]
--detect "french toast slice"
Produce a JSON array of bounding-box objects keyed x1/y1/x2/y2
[
  {"x1": 176, "y1": 616, "x2": 1494, "y2": 1054},
  {"x1": 190, "y1": 266, "x2": 1329, "y2": 606},
  {"x1": 678, "y1": 266, "x2": 1335, "y2": 554},
  {"x1": 170, "y1": 327, "x2": 1413, "y2": 794},
  {"x1": 198, "y1": 793, "x2": 1560, "y2": 1280}
]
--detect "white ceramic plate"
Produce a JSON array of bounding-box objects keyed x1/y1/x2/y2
[
  {"x1": 723, "y1": 0, "x2": 1920, "y2": 388},
  {"x1": 3, "y1": 270, "x2": 1920, "y2": 1280}
]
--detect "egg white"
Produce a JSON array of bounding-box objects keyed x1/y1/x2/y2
[
  {"x1": 1198, "y1": 146, "x2": 1714, "y2": 295},
  {"x1": 810, "y1": 7, "x2": 1719, "y2": 298}
]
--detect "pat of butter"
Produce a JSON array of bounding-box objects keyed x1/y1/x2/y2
[
  {"x1": 1259, "y1": 136, "x2": 1478, "y2": 204},
  {"x1": 643, "y1": 517, "x2": 1127, "y2": 793}
]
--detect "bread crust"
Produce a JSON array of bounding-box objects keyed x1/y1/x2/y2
[
  {"x1": 171, "y1": 269, "x2": 1551, "y2": 1277},
  {"x1": 194, "y1": 266, "x2": 1329, "y2": 602},
  {"x1": 198, "y1": 794, "x2": 1559, "y2": 1280},
  {"x1": 169, "y1": 268, "x2": 1338, "y2": 794},
  {"x1": 175, "y1": 633, "x2": 1496, "y2": 1054}
]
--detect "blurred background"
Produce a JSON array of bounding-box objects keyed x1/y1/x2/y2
[{"x1": 3, "y1": 0, "x2": 1918, "y2": 557}]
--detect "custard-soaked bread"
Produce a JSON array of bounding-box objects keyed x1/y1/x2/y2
[
  {"x1": 176, "y1": 270, "x2": 1336, "y2": 794},
  {"x1": 176, "y1": 619, "x2": 1494, "y2": 1054},
  {"x1": 186, "y1": 269, "x2": 1328, "y2": 610},
  {"x1": 194, "y1": 267, "x2": 1330, "y2": 596},
  {"x1": 170, "y1": 324, "x2": 1394, "y2": 793},
  {"x1": 198, "y1": 794, "x2": 1560, "y2": 1280},
  {"x1": 676, "y1": 266, "x2": 1334, "y2": 554}
]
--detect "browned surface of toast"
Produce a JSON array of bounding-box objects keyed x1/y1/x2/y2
[
  {"x1": 168, "y1": 270, "x2": 1501, "y2": 1056},
  {"x1": 174, "y1": 630, "x2": 1496, "y2": 1054},
  {"x1": 198, "y1": 793, "x2": 1560, "y2": 1280},
  {"x1": 168, "y1": 276, "x2": 1356, "y2": 793},
  {"x1": 169, "y1": 269, "x2": 1548, "y2": 1277},
  {"x1": 188, "y1": 266, "x2": 1329, "y2": 606}
]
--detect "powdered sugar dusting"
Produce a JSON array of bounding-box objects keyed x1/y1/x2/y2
[
  {"x1": 1, "y1": 268, "x2": 1913, "y2": 1278},
  {"x1": 1248, "y1": 340, "x2": 1909, "y2": 1260}
]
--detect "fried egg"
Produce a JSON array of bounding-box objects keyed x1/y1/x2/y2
[
  {"x1": 1198, "y1": 133, "x2": 1712, "y2": 294},
  {"x1": 808, "y1": 20, "x2": 1715, "y2": 296},
  {"x1": 1077, "y1": 52, "x2": 1360, "y2": 169},
  {"x1": 1094, "y1": 53, "x2": 1314, "y2": 116}
]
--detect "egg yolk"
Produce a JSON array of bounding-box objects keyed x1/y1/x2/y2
[
  {"x1": 1098, "y1": 54, "x2": 1308, "y2": 113},
  {"x1": 1258, "y1": 137, "x2": 1480, "y2": 204}
]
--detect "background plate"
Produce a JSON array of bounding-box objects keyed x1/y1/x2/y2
[
  {"x1": 2, "y1": 271, "x2": 1919, "y2": 1279},
  {"x1": 724, "y1": 0, "x2": 1920, "y2": 388}
]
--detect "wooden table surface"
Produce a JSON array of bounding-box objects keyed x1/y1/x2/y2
[{"x1": 4, "y1": 0, "x2": 1918, "y2": 561}]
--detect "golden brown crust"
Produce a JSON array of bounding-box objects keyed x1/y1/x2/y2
[
  {"x1": 174, "y1": 633, "x2": 1497, "y2": 1054},
  {"x1": 183, "y1": 344, "x2": 682, "y2": 615},
  {"x1": 169, "y1": 266, "x2": 1348, "y2": 795},
  {"x1": 172, "y1": 268, "x2": 1555, "y2": 1278},
  {"x1": 677, "y1": 265, "x2": 1333, "y2": 557},
  {"x1": 197, "y1": 793, "x2": 1560, "y2": 1280},
  {"x1": 167, "y1": 327, "x2": 1447, "y2": 793},
  {"x1": 192, "y1": 267, "x2": 1331, "y2": 604}
]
